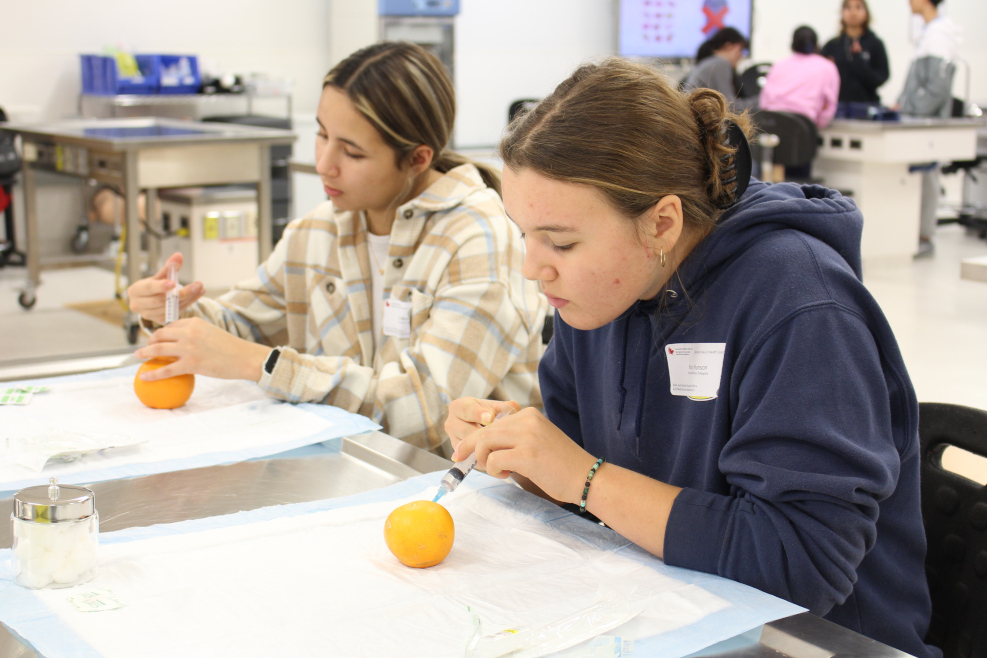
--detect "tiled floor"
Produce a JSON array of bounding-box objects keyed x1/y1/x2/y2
[{"x1": 2, "y1": 223, "x2": 986, "y2": 479}]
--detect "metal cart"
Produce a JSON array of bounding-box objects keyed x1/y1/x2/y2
[{"x1": 1, "y1": 117, "x2": 295, "y2": 342}]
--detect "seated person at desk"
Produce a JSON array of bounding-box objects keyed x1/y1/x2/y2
[
  {"x1": 759, "y1": 26, "x2": 841, "y2": 130},
  {"x1": 894, "y1": 0, "x2": 962, "y2": 256},
  {"x1": 821, "y1": 0, "x2": 890, "y2": 105},
  {"x1": 128, "y1": 42, "x2": 547, "y2": 455},
  {"x1": 682, "y1": 27, "x2": 758, "y2": 112},
  {"x1": 446, "y1": 58, "x2": 938, "y2": 658}
]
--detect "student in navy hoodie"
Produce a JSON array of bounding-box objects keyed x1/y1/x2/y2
[{"x1": 445, "y1": 58, "x2": 939, "y2": 658}]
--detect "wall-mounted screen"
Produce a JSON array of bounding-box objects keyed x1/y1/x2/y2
[{"x1": 619, "y1": 0, "x2": 753, "y2": 60}]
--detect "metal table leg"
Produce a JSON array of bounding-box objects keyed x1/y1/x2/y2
[
  {"x1": 257, "y1": 143, "x2": 272, "y2": 261},
  {"x1": 19, "y1": 159, "x2": 39, "y2": 309},
  {"x1": 123, "y1": 152, "x2": 142, "y2": 343}
]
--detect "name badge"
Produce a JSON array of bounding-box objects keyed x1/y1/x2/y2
[
  {"x1": 665, "y1": 343, "x2": 726, "y2": 400},
  {"x1": 382, "y1": 298, "x2": 413, "y2": 339}
]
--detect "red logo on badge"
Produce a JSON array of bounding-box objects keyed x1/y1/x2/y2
[{"x1": 668, "y1": 348, "x2": 674, "y2": 354}]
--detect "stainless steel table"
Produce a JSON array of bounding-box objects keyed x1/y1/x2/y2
[
  {"x1": 1, "y1": 117, "x2": 296, "y2": 341},
  {"x1": 0, "y1": 432, "x2": 916, "y2": 658}
]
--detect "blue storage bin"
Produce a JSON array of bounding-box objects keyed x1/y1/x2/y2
[
  {"x1": 155, "y1": 55, "x2": 200, "y2": 94},
  {"x1": 79, "y1": 54, "x2": 159, "y2": 95}
]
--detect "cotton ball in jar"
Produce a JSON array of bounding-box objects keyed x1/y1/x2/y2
[
  {"x1": 19, "y1": 567, "x2": 51, "y2": 590},
  {"x1": 50, "y1": 561, "x2": 82, "y2": 585}
]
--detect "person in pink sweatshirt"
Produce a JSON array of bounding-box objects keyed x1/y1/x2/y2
[{"x1": 759, "y1": 26, "x2": 841, "y2": 129}]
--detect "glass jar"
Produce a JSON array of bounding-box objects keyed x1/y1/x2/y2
[{"x1": 12, "y1": 477, "x2": 99, "y2": 589}]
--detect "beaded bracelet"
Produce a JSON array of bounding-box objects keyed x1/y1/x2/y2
[{"x1": 578, "y1": 458, "x2": 605, "y2": 514}]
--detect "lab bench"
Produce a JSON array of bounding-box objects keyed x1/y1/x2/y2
[
  {"x1": 0, "y1": 421, "x2": 915, "y2": 658},
  {"x1": 815, "y1": 116, "x2": 985, "y2": 260}
]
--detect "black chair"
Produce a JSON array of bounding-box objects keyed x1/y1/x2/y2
[
  {"x1": 918, "y1": 402, "x2": 987, "y2": 658},
  {"x1": 749, "y1": 110, "x2": 818, "y2": 183},
  {"x1": 0, "y1": 106, "x2": 25, "y2": 268},
  {"x1": 737, "y1": 62, "x2": 772, "y2": 100},
  {"x1": 508, "y1": 99, "x2": 539, "y2": 124}
]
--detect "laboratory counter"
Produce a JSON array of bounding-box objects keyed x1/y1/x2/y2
[
  {"x1": 815, "y1": 115, "x2": 986, "y2": 260},
  {"x1": 0, "y1": 430, "x2": 916, "y2": 658}
]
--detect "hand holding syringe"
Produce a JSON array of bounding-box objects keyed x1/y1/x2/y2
[{"x1": 433, "y1": 407, "x2": 514, "y2": 503}]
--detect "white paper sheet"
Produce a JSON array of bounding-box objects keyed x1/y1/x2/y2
[
  {"x1": 0, "y1": 367, "x2": 380, "y2": 492},
  {"x1": 0, "y1": 474, "x2": 804, "y2": 658}
]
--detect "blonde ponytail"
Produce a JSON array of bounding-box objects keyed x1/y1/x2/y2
[{"x1": 435, "y1": 150, "x2": 502, "y2": 197}]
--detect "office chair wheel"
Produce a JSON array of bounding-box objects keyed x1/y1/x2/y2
[
  {"x1": 70, "y1": 226, "x2": 90, "y2": 253},
  {"x1": 18, "y1": 290, "x2": 36, "y2": 309}
]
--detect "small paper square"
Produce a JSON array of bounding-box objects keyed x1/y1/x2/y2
[{"x1": 67, "y1": 588, "x2": 126, "y2": 612}]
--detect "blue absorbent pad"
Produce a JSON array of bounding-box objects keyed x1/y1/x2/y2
[
  {"x1": 0, "y1": 365, "x2": 380, "y2": 494},
  {"x1": 0, "y1": 472, "x2": 803, "y2": 658}
]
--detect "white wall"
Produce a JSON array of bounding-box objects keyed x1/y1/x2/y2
[
  {"x1": 2, "y1": 0, "x2": 983, "y2": 180},
  {"x1": 0, "y1": 0, "x2": 332, "y2": 123},
  {"x1": 454, "y1": 0, "x2": 617, "y2": 148},
  {"x1": 2, "y1": 0, "x2": 984, "y2": 129}
]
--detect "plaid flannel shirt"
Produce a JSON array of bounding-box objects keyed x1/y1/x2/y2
[{"x1": 190, "y1": 164, "x2": 547, "y2": 454}]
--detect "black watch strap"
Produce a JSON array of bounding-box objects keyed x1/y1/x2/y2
[{"x1": 264, "y1": 348, "x2": 281, "y2": 375}]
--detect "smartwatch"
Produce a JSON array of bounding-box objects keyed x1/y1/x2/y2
[{"x1": 264, "y1": 348, "x2": 281, "y2": 375}]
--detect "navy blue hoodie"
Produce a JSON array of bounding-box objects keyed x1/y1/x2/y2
[{"x1": 540, "y1": 181, "x2": 938, "y2": 657}]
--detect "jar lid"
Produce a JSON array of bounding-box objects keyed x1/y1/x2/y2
[{"x1": 13, "y1": 477, "x2": 95, "y2": 523}]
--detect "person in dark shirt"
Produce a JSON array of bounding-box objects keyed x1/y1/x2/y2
[
  {"x1": 821, "y1": 0, "x2": 890, "y2": 103},
  {"x1": 683, "y1": 27, "x2": 758, "y2": 111},
  {"x1": 446, "y1": 57, "x2": 939, "y2": 658}
]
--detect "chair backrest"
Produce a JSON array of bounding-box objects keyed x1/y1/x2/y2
[
  {"x1": 749, "y1": 110, "x2": 818, "y2": 168},
  {"x1": 508, "y1": 99, "x2": 539, "y2": 124},
  {"x1": 918, "y1": 402, "x2": 987, "y2": 658},
  {"x1": 737, "y1": 62, "x2": 771, "y2": 100}
]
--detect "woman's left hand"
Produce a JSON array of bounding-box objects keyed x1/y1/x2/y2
[
  {"x1": 452, "y1": 406, "x2": 598, "y2": 506},
  {"x1": 134, "y1": 318, "x2": 271, "y2": 382}
]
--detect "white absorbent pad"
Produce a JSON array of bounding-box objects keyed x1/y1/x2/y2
[
  {"x1": 0, "y1": 473, "x2": 803, "y2": 658},
  {"x1": 0, "y1": 365, "x2": 379, "y2": 492}
]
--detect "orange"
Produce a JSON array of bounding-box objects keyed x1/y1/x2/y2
[
  {"x1": 133, "y1": 357, "x2": 195, "y2": 409},
  {"x1": 384, "y1": 500, "x2": 455, "y2": 568}
]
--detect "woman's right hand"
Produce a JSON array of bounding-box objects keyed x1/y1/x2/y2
[
  {"x1": 126, "y1": 253, "x2": 205, "y2": 324},
  {"x1": 445, "y1": 397, "x2": 596, "y2": 506}
]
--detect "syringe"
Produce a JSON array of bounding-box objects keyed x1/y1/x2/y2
[
  {"x1": 433, "y1": 407, "x2": 513, "y2": 503},
  {"x1": 164, "y1": 263, "x2": 180, "y2": 325}
]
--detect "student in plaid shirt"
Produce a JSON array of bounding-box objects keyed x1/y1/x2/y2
[{"x1": 128, "y1": 42, "x2": 547, "y2": 455}]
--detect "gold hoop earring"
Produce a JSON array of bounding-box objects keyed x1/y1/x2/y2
[{"x1": 659, "y1": 245, "x2": 667, "y2": 268}]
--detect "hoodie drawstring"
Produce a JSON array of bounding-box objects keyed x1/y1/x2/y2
[{"x1": 616, "y1": 317, "x2": 631, "y2": 431}]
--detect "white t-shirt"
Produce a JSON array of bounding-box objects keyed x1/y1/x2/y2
[
  {"x1": 911, "y1": 14, "x2": 961, "y2": 61},
  {"x1": 366, "y1": 231, "x2": 390, "y2": 348}
]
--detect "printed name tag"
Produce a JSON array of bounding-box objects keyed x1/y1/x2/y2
[
  {"x1": 665, "y1": 343, "x2": 726, "y2": 400},
  {"x1": 382, "y1": 298, "x2": 413, "y2": 339}
]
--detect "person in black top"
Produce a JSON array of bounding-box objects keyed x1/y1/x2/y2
[{"x1": 821, "y1": 0, "x2": 889, "y2": 104}]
